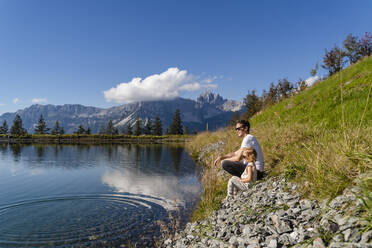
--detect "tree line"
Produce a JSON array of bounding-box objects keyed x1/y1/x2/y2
[
  {"x1": 0, "y1": 109, "x2": 189, "y2": 136},
  {"x1": 232, "y1": 32, "x2": 372, "y2": 122},
  {"x1": 323, "y1": 32, "x2": 371, "y2": 76}
]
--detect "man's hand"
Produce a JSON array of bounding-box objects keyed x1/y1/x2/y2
[{"x1": 213, "y1": 156, "x2": 222, "y2": 167}]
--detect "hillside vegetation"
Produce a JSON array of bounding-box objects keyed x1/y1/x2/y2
[{"x1": 187, "y1": 56, "x2": 372, "y2": 221}]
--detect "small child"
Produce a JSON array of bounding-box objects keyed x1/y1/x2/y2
[{"x1": 227, "y1": 148, "x2": 257, "y2": 197}]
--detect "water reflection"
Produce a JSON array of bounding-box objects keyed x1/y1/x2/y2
[
  {"x1": 0, "y1": 143, "x2": 202, "y2": 247},
  {"x1": 101, "y1": 169, "x2": 201, "y2": 207},
  {"x1": 10, "y1": 144, "x2": 22, "y2": 161}
]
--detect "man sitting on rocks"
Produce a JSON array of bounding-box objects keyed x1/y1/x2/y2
[{"x1": 213, "y1": 119, "x2": 264, "y2": 180}]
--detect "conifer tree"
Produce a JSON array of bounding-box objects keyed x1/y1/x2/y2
[
  {"x1": 106, "y1": 120, "x2": 114, "y2": 135},
  {"x1": 170, "y1": 109, "x2": 183, "y2": 135},
  {"x1": 34, "y1": 114, "x2": 50, "y2": 134},
  {"x1": 99, "y1": 125, "x2": 106, "y2": 134},
  {"x1": 75, "y1": 124, "x2": 85, "y2": 134},
  {"x1": 244, "y1": 90, "x2": 262, "y2": 119},
  {"x1": 0, "y1": 120, "x2": 9, "y2": 134},
  {"x1": 343, "y1": 34, "x2": 361, "y2": 64},
  {"x1": 153, "y1": 115, "x2": 163, "y2": 136},
  {"x1": 51, "y1": 121, "x2": 61, "y2": 135},
  {"x1": 127, "y1": 124, "x2": 133, "y2": 135},
  {"x1": 134, "y1": 118, "x2": 142, "y2": 136},
  {"x1": 10, "y1": 114, "x2": 27, "y2": 135},
  {"x1": 60, "y1": 127, "x2": 65, "y2": 135},
  {"x1": 113, "y1": 127, "x2": 119, "y2": 135},
  {"x1": 85, "y1": 126, "x2": 91, "y2": 134},
  {"x1": 144, "y1": 118, "x2": 152, "y2": 135}
]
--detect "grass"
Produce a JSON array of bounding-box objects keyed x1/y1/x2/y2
[{"x1": 187, "y1": 56, "x2": 372, "y2": 222}]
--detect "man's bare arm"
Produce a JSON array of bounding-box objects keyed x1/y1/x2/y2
[{"x1": 213, "y1": 148, "x2": 243, "y2": 166}]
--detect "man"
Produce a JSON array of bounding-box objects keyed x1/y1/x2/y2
[{"x1": 213, "y1": 119, "x2": 264, "y2": 180}]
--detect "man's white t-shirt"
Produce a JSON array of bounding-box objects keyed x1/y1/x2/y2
[{"x1": 241, "y1": 134, "x2": 264, "y2": 172}]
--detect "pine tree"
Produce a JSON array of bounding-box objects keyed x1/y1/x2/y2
[
  {"x1": 359, "y1": 32, "x2": 372, "y2": 58},
  {"x1": 10, "y1": 114, "x2": 27, "y2": 135},
  {"x1": 144, "y1": 118, "x2": 152, "y2": 135},
  {"x1": 277, "y1": 79, "x2": 293, "y2": 99},
  {"x1": 75, "y1": 124, "x2": 85, "y2": 134},
  {"x1": 134, "y1": 118, "x2": 142, "y2": 136},
  {"x1": 106, "y1": 120, "x2": 114, "y2": 135},
  {"x1": 51, "y1": 121, "x2": 61, "y2": 135},
  {"x1": 0, "y1": 120, "x2": 9, "y2": 134},
  {"x1": 99, "y1": 125, "x2": 106, "y2": 134},
  {"x1": 153, "y1": 115, "x2": 163, "y2": 136},
  {"x1": 113, "y1": 127, "x2": 119, "y2": 135},
  {"x1": 127, "y1": 124, "x2": 133, "y2": 135},
  {"x1": 34, "y1": 114, "x2": 50, "y2": 134},
  {"x1": 60, "y1": 127, "x2": 65, "y2": 135},
  {"x1": 85, "y1": 126, "x2": 91, "y2": 134},
  {"x1": 170, "y1": 109, "x2": 183, "y2": 135},
  {"x1": 343, "y1": 34, "x2": 361, "y2": 64},
  {"x1": 244, "y1": 90, "x2": 262, "y2": 119}
]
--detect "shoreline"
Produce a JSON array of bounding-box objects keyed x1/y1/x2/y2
[{"x1": 0, "y1": 134, "x2": 190, "y2": 145}]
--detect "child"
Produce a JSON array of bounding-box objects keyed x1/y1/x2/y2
[{"x1": 227, "y1": 148, "x2": 257, "y2": 197}]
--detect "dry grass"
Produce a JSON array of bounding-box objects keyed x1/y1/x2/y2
[{"x1": 186, "y1": 57, "x2": 372, "y2": 221}]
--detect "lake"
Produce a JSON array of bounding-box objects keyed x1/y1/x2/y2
[{"x1": 0, "y1": 144, "x2": 202, "y2": 247}]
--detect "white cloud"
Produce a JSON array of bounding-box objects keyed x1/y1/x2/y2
[
  {"x1": 13, "y1": 98, "x2": 20, "y2": 104},
  {"x1": 104, "y1": 67, "x2": 218, "y2": 103},
  {"x1": 305, "y1": 76, "x2": 320, "y2": 87},
  {"x1": 0, "y1": 103, "x2": 5, "y2": 107},
  {"x1": 32, "y1": 98, "x2": 48, "y2": 104}
]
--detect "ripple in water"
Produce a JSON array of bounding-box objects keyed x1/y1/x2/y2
[{"x1": 0, "y1": 194, "x2": 175, "y2": 247}]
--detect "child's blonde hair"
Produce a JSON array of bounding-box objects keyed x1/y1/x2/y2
[{"x1": 242, "y1": 147, "x2": 257, "y2": 163}]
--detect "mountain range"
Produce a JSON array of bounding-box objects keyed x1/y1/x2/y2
[{"x1": 0, "y1": 92, "x2": 245, "y2": 134}]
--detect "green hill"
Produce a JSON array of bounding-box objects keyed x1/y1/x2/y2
[{"x1": 187, "y1": 56, "x2": 372, "y2": 221}]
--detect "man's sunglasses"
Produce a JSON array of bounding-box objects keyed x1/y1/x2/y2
[{"x1": 235, "y1": 127, "x2": 243, "y2": 131}]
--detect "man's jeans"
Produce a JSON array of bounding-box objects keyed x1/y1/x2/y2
[{"x1": 222, "y1": 160, "x2": 264, "y2": 179}]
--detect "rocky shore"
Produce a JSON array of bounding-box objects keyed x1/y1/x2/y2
[{"x1": 161, "y1": 175, "x2": 371, "y2": 247}]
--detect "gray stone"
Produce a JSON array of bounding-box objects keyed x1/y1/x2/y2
[
  {"x1": 268, "y1": 239, "x2": 278, "y2": 248},
  {"x1": 163, "y1": 238, "x2": 172, "y2": 246},
  {"x1": 246, "y1": 237, "x2": 260, "y2": 244},
  {"x1": 290, "y1": 230, "x2": 299, "y2": 241},
  {"x1": 332, "y1": 234, "x2": 344, "y2": 242},
  {"x1": 229, "y1": 236, "x2": 238, "y2": 245},
  {"x1": 343, "y1": 228, "x2": 352, "y2": 241},
  {"x1": 278, "y1": 234, "x2": 291, "y2": 246},
  {"x1": 361, "y1": 230, "x2": 372, "y2": 243},
  {"x1": 313, "y1": 237, "x2": 326, "y2": 248},
  {"x1": 328, "y1": 242, "x2": 372, "y2": 248},
  {"x1": 186, "y1": 234, "x2": 194, "y2": 241}
]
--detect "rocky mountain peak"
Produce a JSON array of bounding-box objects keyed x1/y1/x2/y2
[{"x1": 196, "y1": 91, "x2": 224, "y2": 105}]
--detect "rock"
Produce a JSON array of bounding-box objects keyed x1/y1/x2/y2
[
  {"x1": 268, "y1": 238, "x2": 278, "y2": 248},
  {"x1": 361, "y1": 230, "x2": 372, "y2": 243},
  {"x1": 313, "y1": 237, "x2": 326, "y2": 248},
  {"x1": 328, "y1": 242, "x2": 372, "y2": 248},
  {"x1": 163, "y1": 238, "x2": 172, "y2": 246},
  {"x1": 161, "y1": 175, "x2": 370, "y2": 248}
]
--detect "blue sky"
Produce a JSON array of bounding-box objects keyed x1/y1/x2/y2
[{"x1": 0, "y1": 0, "x2": 371, "y2": 114}]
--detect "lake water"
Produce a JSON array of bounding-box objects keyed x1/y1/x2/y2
[{"x1": 0, "y1": 144, "x2": 202, "y2": 247}]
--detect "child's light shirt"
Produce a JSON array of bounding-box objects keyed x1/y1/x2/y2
[{"x1": 241, "y1": 162, "x2": 257, "y2": 184}]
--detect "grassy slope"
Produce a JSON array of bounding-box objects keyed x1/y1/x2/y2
[{"x1": 187, "y1": 56, "x2": 372, "y2": 221}]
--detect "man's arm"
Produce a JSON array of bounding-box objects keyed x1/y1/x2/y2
[{"x1": 213, "y1": 148, "x2": 243, "y2": 166}]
